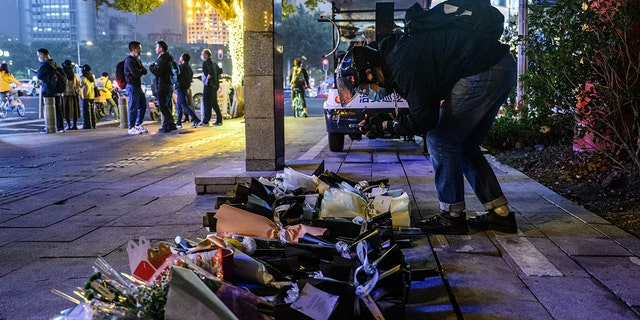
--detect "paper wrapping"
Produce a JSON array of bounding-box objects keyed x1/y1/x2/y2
[
  {"x1": 165, "y1": 266, "x2": 239, "y2": 320},
  {"x1": 215, "y1": 204, "x2": 327, "y2": 242}
]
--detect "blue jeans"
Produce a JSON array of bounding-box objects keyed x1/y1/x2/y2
[
  {"x1": 176, "y1": 90, "x2": 200, "y2": 124},
  {"x1": 427, "y1": 53, "x2": 517, "y2": 213},
  {"x1": 126, "y1": 84, "x2": 147, "y2": 129}
]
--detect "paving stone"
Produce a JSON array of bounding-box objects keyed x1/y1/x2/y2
[
  {"x1": 590, "y1": 223, "x2": 640, "y2": 257},
  {"x1": 0, "y1": 195, "x2": 56, "y2": 216},
  {"x1": 0, "y1": 201, "x2": 95, "y2": 228},
  {"x1": 437, "y1": 251, "x2": 541, "y2": 318},
  {"x1": 0, "y1": 257, "x2": 95, "y2": 320},
  {"x1": 524, "y1": 237, "x2": 590, "y2": 278},
  {"x1": 373, "y1": 151, "x2": 400, "y2": 164},
  {"x1": 0, "y1": 242, "x2": 48, "y2": 277},
  {"x1": 574, "y1": 256, "x2": 640, "y2": 307},
  {"x1": 430, "y1": 233, "x2": 500, "y2": 256},
  {"x1": 42, "y1": 226, "x2": 148, "y2": 258},
  {"x1": 337, "y1": 163, "x2": 372, "y2": 181},
  {"x1": 406, "y1": 276, "x2": 457, "y2": 319},
  {"x1": 344, "y1": 150, "x2": 372, "y2": 163},
  {"x1": 523, "y1": 276, "x2": 639, "y2": 320},
  {"x1": 538, "y1": 190, "x2": 612, "y2": 224},
  {"x1": 28, "y1": 223, "x2": 98, "y2": 242},
  {"x1": 105, "y1": 196, "x2": 202, "y2": 227}
]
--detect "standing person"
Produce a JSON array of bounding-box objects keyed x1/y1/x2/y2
[
  {"x1": 61, "y1": 60, "x2": 81, "y2": 130},
  {"x1": 0, "y1": 63, "x2": 23, "y2": 105},
  {"x1": 289, "y1": 58, "x2": 309, "y2": 118},
  {"x1": 36, "y1": 48, "x2": 65, "y2": 133},
  {"x1": 199, "y1": 49, "x2": 222, "y2": 126},
  {"x1": 174, "y1": 53, "x2": 201, "y2": 128},
  {"x1": 124, "y1": 41, "x2": 149, "y2": 135},
  {"x1": 352, "y1": 0, "x2": 518, "y2": 234},
  {"x1": 149, "y1": 40, "x2": 178, "y2": 133},
  {"x1": 97, "y1": 72, "x2": 119, "y2": 124},
  {"x1": 79, "y1": 64, "x2": 96, "y2": 129}
]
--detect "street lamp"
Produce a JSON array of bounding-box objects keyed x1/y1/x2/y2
[{"x1": 76, "y1": 40, "x2": 93, "y2": 67}]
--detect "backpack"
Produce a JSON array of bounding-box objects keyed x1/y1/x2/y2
[
  {"x1": 293, "y1": 67, "x2": 305, "y2": 86},
  {"x1": 50, "y1": 65, "x2": 67, "y2": 94},
  {"x1": 115, "y1": 59, "x2": 127, "y2": 88},
  {"x1": 170, "y1": 59, "x2": 180, "y2": 86}
]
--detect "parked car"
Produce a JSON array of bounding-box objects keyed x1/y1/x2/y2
[
  {"x1": 191, "y1": 73, "x2": 204, "y2": 111},
  {"x1": 323, "y1": 89, "x2": 411, "y2": 152},
  {"x1": 190, "y1": 73, "x2": 231, "y2": 112},
  {"x1": 17, "y1": 79, "x2": 41, "y2": 96},
  {"x1": 320, "y1": 1, "x2": 424, "y2": 152}
]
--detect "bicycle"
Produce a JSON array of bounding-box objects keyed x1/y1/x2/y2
[
  {"x1": 291, "y1": 87, "x2": 305, "y2": 118},
  {"x1": 0, "y1": 92, "x2": 26, "y2": 119}
]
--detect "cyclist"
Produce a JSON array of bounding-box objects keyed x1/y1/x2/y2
[
  {"x1": 288, "y1": 58, "x2": 309, "y2": 117},
  {"x1": 0, "y1": 63, "x2": 24, "y2": 105}
]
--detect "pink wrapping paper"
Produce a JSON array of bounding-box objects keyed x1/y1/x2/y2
[{"x1": 215, "y1": 204, "x2": 326, "y2": 242}]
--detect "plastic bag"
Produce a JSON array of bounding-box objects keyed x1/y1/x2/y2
[
  {"x1": 282, "y1": 167, "x2": 317, "y2": 192},
  {"x1": 320, "y1": 188, "x2": 370, "y2": 219}
]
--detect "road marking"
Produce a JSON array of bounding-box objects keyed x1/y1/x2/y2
[
  {"x1": 495, "y1": 235, "x2": 563, "y2": 277},
  {"x1": 0, "y1": 119, "x2": 43, "y2": 127},
  {"x1": 298, "y1": 136, "x2": 328, "y2": 160}
]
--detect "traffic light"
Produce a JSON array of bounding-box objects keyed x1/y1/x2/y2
[
  {"x1": 217, "y1": 49, "x2": 223, "y2": 60},
  {"x1": 322, "y1": 59, "x2": 329, "y2": 71}
]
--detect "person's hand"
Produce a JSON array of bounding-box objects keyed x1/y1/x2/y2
[{"x1": 359, "y1": 113, "x2": 393, "y2": 139}]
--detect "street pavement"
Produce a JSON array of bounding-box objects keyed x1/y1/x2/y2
[{"x1": 0, "y1": 115, "x2": 639, "y2": 320}]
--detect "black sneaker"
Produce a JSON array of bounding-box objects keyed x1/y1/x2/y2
[
  {"x1": 416, "y1": 211, "x2": 468, "y2": 235},
  {"x1": 468, "y1": 210, "x2": 518, "y2": 233}
]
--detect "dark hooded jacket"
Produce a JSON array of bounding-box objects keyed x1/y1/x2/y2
[
  {"x1": 150, "y1": 52, "x2": 175, "y2": 91},
  {"x1": 379, "y1": 0, "x2": 509, "y2": 135},
  {"x1": 124, "y1": 55, "x2": 147, "y2": 87},
  {"x1": 37, "y1": 59, "x2": 60, "y2": 97},
  {"x1": 176, "y1": 62, "x2": 194, "y2": 93}
]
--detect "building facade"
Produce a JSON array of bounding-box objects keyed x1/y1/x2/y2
[
  {"x1": 17, "y1": 0, "x2": 98, "y2": 44},
  {"x1": 185, "y1": 0, "x2": 228, "y2": 45}
]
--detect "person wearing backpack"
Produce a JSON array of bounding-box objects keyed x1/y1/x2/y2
[
  {"x1": 351, "y1": 0, "x2": 518, "y2": 235},
  {"x1": 149, "y1": 40, "x2": 178, "y2": 133},
  {"x1": 36, "y1": 48, "x2": 65, "y2": 133},
  {"x1": 288, "y1": 58, "x2": 309, "y2": 118}
]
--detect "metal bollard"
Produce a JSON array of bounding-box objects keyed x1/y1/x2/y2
[
  {"x1": 118, "y1": 96, "x2": 128, "y2": 129},
  {"x1": 43, "y1": 97, "x2": 56, "y2": 133},
  {"x1": 38, "y1": 91, "x2": 44, "y2": 119}
]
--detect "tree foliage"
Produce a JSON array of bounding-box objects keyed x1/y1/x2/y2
[
  {"x1": 283, "y1": 0, "x2": 327, "y2": 16},
  {"x1": 90, "y1": 0, "x2": 163, "y2": 15},
  {"x1": 282, "y1": 5, "x2": 334, "y2": 83},
  {"x1": 505, "y1": 0, "x2": 640, "y2": 173}
]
